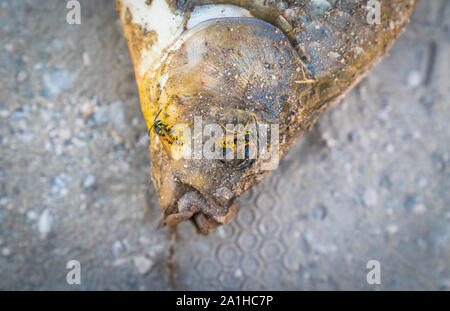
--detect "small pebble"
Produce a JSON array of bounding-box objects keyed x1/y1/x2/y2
[
  {"x1": 413, "y1": 204, "x2": 427, "y2": 215},
  {"x1": 0, "y1": 197, "x2": 11, "y2": 208},
  {"x1": 27, "y1": 210, "x2": 38, "y2": 221},
  {"x1": 1, "y1": 247, "x2": 11, "y2": 257},
  {"x1": 386, "y1": 224, "x2": 399, "y2": 235},
  {"x1": 82, "y1": 52, "x2": 91, "y2": 66},
  {"x1": 234, "y1": 268, "x2": 243, "y2": 278},
  {"x1": 407, "y1": 70, "x2": 422, "y2": 87},
  {"x1": 17, "y1": 70, "x2": 27, "y2": 82},
  {"x1": 329, "y1": 51, "x2": 340, "y2": 59},
  {"x1": 38, "y1": 209, "x2": 53, "y2": 238},
  {"x1": 0, "y1": 109, "x2": 9, "y2": 118},
  {"x1": 54, "y1": 144, "x2": 63, "y2": 155},
  {"x1": 363, "y1": 188, "x2": 378, "y2": 207},
  {"x1": 58, "y1": 128, "x2": 72, "y2": 141},
  {"x1": 386, "y1": 144, "x2": 395, "y2": 153},
  {"x1": 83, "y1": 174, "x2": 96, "y2": 189},
  {"x1": 133, "y1": 256, "x2": 154, "y2": 275},
  {"x1": 60, "y1": 188, "x2": 68, "y2": 197},
  {"x1": 4, "y1": 43, "x2": 13, "y2": 52},
  {"x1": 33, "y1": 63, "x2": 44, "y2": 70},
  {"x1": 43, "y1": 69, "x2": 76, "y2": 95},
  {"x1": 417, "y1": 177, "x2": 428, "y2": 188},
  {"x1": 112, "y1": 240, "x2": 125, "y2": 259}
]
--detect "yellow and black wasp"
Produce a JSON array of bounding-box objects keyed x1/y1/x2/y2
[
  {"x1": 217, "y1": 114, "x2": 258, "y2": 170},
  {"x1": 148, "y1": 109, "x2": 189, "y2": 158}
]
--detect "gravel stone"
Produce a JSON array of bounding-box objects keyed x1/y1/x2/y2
[{"x1": 38, "y1": 209, "x2": 53, "y2": 238}]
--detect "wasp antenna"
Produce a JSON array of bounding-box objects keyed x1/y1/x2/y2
[
  {"x1": 148, "y1": 109, "x2": 163, "y2": 136},
  {"x1": 154, "y1": 109, "x2": 163, "y2": 121}
]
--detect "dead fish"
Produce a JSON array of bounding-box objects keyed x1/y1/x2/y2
[{"x1": 116, "y1": 0, "x2": 417, "y2": 234}]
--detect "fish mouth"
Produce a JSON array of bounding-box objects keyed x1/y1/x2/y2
[{"x1": 164, "y1": 188, "x2": 235, "y2": 235}]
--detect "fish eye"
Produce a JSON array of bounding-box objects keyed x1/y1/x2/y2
[
  {"x1": 220, "y1": 158, "x2": 255, "y2": 171},
  {"x1": 220, "y1": 144, "x2": 256, "y2": 170}
]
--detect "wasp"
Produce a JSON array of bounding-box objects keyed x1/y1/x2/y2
[
  {"x1": 217, "y1": 114, "x2": 258, "y2": 170},
  {"x1": 148, "y1": 109, "x2": 190, "y2": 157}
]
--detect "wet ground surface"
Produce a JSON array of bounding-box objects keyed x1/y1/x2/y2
[{"x1": 0, "y1": 0, "x2": 449, "y2": 290}]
